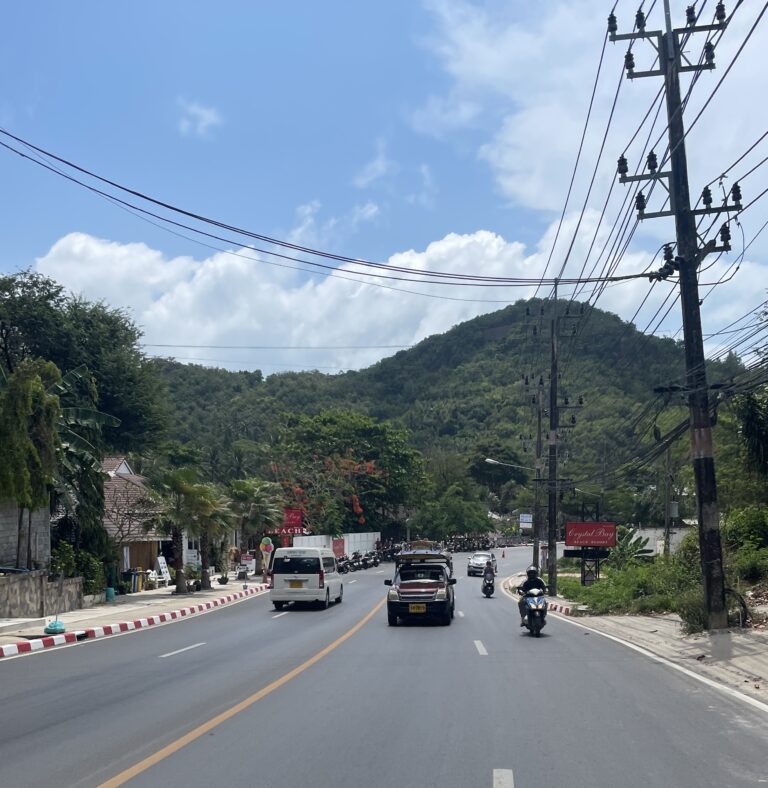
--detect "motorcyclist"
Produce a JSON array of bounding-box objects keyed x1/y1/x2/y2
[
  {"x1": 482, "y1": 560, "x2": 495, "y2": 584},
  {"x1": 518, "y1": 565, "x2": 547, "y2": 626}
]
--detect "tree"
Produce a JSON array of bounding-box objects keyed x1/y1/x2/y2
[
  {"x1": 193, "y1": 484, "x2": 235, "y2": 589},
  {"x1": 228, "y1": 478, "x2": 284, "y2": 551},
  {"x1": 0, "y1": 358, "x2": 61, "y2": 567},
  {"x1": 147, "y1": 467, "x2": 209, "y2": 594}
]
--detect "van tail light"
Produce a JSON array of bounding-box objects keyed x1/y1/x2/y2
[{"x1": 319, "y1": 569, "x2": 325, "y2": 588}]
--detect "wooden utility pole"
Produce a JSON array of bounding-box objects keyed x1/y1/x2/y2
[{"x1": 547, "y1": 286, "x2": 559, "y2": 595}]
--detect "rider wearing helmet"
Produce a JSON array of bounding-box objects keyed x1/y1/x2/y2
[
  {"x1": 518, "y1": 565, "x2": 547, "y2": 626},
  {"x1": 482, "y1": 560, "x2": 495, "y2": 583}
]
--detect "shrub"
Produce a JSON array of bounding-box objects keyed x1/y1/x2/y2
[
  {"x1": 630, "y1": 594, "x2": 673, "y2": 614},
  {"x1": 675, "y1": 587, "x2": 707, "y2": 634},
  {"x1": 728, "y1": 546, "x2": 768, "y2": 584},
  {"x1": 50, "y1": 542, "x2": 76, "y2": 578},
  {"x1": 75, "y1": 550, "x2": 106, "y2": 595}
]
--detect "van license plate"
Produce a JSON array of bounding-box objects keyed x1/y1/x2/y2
[
  {"x1": 409, "y1": 604, "x2": 427, "y2": 613},
  {"x1": 289, "y1": 581, "x2": 302, "y2": 589}
]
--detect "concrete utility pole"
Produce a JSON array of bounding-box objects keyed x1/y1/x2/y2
[
  {"x1": 533, "y1": 381, "x2": 544, "y2": 569},
  {"x1": 610, "y1": 1, "x2": 736, "y2": 628},
  {"x1": 663, "y1": 445, "x2": 672, "y2": 557},
  {"x1": 547, "y1": 286, "x2": 559, "y2": 596}
]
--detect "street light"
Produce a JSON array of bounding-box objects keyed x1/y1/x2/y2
[{"x1": 485, "y1": 457, "x2": 537, "y2": 472}]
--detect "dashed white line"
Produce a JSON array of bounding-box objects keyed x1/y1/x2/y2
[
  {"x1": 158, "y1": 642, "x2": 206, "y2": 659},
  {"x1": 348, "y1": 579, "x2": 358, "y2": 584},
  {"x1": 457, "y1": 611, "x2": 465, "y2": 618},
  {"x1": 474, "y1": 639, "x2": 488, "y2": 656},
  {"x1": 271, "y1": 611, "x2": 288, "y2": 619},
  {"x1": 493, "y1": 768, "x2": 514, "y2": 787},
  {"x1": 375, "y1": 570, "x2": 385, "y2": 574}
]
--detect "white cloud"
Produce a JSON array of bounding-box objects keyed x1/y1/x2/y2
[
  {"x1": 410, "y1": 94, "x2": 480, "y2": 138},
  {"x1": 33, "y1": 215, "x2": 766, "y2": 376},
  {"x1": 177, "y1": 98, "x2": 223, "y2": 138},
  {"x1": 353, "y1": 139, "x2": 396, "y2": 188},
  {"x1": 406, "y1": 164, "x2": 438, "y2": 208},
  {"x1": 287, "y1": 200, "x2": 380, "y2": 250}
]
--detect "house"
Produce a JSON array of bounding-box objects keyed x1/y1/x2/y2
[{"x1": 102, "y1": 457, "x2": 164, "y2": 573}]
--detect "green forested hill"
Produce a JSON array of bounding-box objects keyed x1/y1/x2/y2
[{"x1": 151, "y1": 298, "x2": 743, "y2": 494}]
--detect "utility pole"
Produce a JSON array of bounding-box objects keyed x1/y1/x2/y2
[
  {"x1": 547, "y1": 284, "x2": 559, "y2": 596},
  {"x1": 532, "y1": 381, "x2": 544, "y2": 568},
  {"x1": 610, "y1": 1, "x2": 736, "y2": 628},
  {"x1": 663, "y1": 445, "x2": 672, "y2": 557}
]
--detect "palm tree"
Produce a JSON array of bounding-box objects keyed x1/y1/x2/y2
[
  {"x1": 194, "y1": 484, "x2": 235, "y2": 589},
  {"x1": 228, "y1": 478, "x2": 284, "y2": 553}
]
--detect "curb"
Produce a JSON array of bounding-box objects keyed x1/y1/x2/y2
[
  {"x1": 502, "y1": 575, "x2": 575, "y2": 616},
  {"x1": 0, "y1": 584, "x2": 269, "y2": 659}
]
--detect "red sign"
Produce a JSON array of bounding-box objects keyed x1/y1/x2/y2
[
  {"x1": 332, "y1": 538, "x2": 345, "y2": 558},
  {"x1": 277, "y1": 525, "x2": 306, "y2": 535},
  {"x1": 283, "y1": 508, "x2": 303, "y2": 528},
  {"x1": 565, "y1": 522, "x2": 616, "y2": 548}
]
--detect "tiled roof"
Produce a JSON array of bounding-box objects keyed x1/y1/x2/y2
[
  {"x1": 101, "y1": 456, "x2": 134, "y2": 476},
  {"x1": 103, "y1": 473, "x2": 162, "y2": 542}
]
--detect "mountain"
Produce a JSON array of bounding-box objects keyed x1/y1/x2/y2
[{"x1": 151, "y1": 299, "x2": 743, "y2": 484}]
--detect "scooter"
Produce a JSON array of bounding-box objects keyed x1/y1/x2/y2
[
  {"x1": 519, "y1": 587, "x2": 548, "y2": 637},
  {"x1": 482, "y1": 576, "x2": 495, "y2": 598}
]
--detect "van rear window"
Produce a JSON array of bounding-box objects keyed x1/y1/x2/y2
[{"x1": 272, "y1": 557, "x2": 321, "y2": 574}]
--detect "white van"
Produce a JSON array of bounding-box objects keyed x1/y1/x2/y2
[{"x1": 269, "y1": 547, "x2": 343, "y2": 610}]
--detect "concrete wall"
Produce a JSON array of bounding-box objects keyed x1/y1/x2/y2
[
  {"x1": 636, "y1": 526, "x2": 693, "y2": 556},
  {"x1": 0, "y1": 570, "x2": 83, "y2": 618},
  {"x1": 0, "y1": 502, "x2": 51, "y2": 570}
]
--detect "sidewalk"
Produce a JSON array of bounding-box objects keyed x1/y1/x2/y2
[
  {"x1": 504, "y1": 573, "x2": 768, "y2": 707},
  {"x1": 0, "y1": 574, "x2": 270, "y2": 658}
]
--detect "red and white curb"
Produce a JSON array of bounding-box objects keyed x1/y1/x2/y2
[
  {"x1": 0, "y1": 584, "x2": 269, "y2": 659},
  {"x1": 547, "y1": 601, "x2": 574, "y2": 616}
]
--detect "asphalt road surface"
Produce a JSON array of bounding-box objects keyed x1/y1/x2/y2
[{"x1": 1, "y1": 547, "x2": 766, "y2": 788}]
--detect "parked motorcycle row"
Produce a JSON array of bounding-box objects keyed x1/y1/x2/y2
[{"x1": 336, "y1": 550, "x2": 381, "y2": 574}]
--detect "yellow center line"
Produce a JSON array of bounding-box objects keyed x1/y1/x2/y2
[{"x1": 100, "y1": 596, "x2": 386, "y2": 787}]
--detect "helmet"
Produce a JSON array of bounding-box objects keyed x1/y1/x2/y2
[
  {"x1": 526, "y1": 565, "x2": 539, "y2": 579},
  {"x1": 486, "y1": 560, "x2": 492, "y2": 567}
]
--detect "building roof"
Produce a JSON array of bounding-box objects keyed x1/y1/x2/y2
[
  {"x1": 103, "y1": 472, "x2": 162, "y2": 543},
  {"x1": 102, "y1": 456, "x2": 134, "y2": 476}
]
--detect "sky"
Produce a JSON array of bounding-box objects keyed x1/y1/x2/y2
[{"x1": 1, "y1": 0, "x2": 766, "y2": 376}]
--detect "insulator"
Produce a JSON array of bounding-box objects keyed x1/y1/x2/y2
[
  {"x1": 564, "y1": 396, "x2": 570, "y2": 405},
  {"x1": 715, "y1": 2, "x2": 726, "y2": 23},
  {"x1": 686, "y1": 5, "x2": 696, "y2": 25},
  {"x1": 731, "y1": 181, "x2": 742, "y2": 204},
  {"x1": 704, "y1": 42, "x2": 715, "y2": 65},
  {"x1": 617, "y1": 154, "x2": 629, "y2": 176},
  {"x1": 571, "y1": 414, "x2": 576, "y2": 425},
  {"x1": 608, "y1": 12, "x2": 618, "y2": 34},
  {"x1": 663, "y1": 244, "x2": 674, "y2": 263},
  {"x1": 674, "y1": 255, "x2": 685, "y2": 270},
  {"x1": 702, "y1": 186, "x2": 713, "y2": 208},
  {"x1": 624, "y1": 50, "x2": 635, "y2": 73},
  {"x1": 635, "y1": 9, "x2": 646, "y2": 31},
  {"x1": 532, "y1": 396, "x2": 536, "y2": 405},
  {"x1": 661, "y1": 263, "x2": 674, "y2": 278},
  {"x1": 635, "y1": 191, "x2": 647, "y2": 212},
  {"x1": 720, "y1": 223, "x2": 731, "y2": 244},
  {"x1": 578, "y1": 396, "x2": 584, "y2": 405},
  {"x1": 646, "y1": 150, "x2": 658, "y2": 172}
]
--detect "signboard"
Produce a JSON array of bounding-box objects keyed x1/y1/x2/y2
[
  {"x1": 240, "y1": 552, "x2": 256, "y2": 572},
  {"x1": 519, "y1": 513, "x2": 533, "y2": 533},
  {"x1": 332, "y1": 538, "x2": 345, "y2": 558},
  {"x1": 564, "y1": 548, "x2": 610, "y2": 559},
  {"x1": 154, "y1": 556, "x2": 172, "y2": 585},
  {"x1": 565, "y1": 522, "x2": 616, "y2": 548},
  {"x1": 283, "y1": 508, "x2": 303, "y2": 528}
]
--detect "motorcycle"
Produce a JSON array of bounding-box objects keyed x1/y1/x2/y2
[
  {"x1": 337, "y1": 555, "x2": 350, "y2": 574},
  {"x1": 482, "y1": 576, "x2": 494, "y2": 598},
  {"x1": 518, "y1": 587, "x2": 548, "y2": 637}
]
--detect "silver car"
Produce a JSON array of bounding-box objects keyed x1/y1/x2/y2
[{"x1": 467, "y1": 551, "x2": 496, "y2": 576}]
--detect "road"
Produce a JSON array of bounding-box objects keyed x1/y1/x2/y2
[{"x1": 1, "y1": 547, "x2": 766, "y2": 788}]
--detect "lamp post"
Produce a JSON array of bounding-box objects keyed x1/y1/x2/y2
[{"x1": 485, "y1": 458, "x2": 539, "y2": 563}]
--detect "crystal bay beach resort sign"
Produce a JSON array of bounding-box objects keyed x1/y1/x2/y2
[{"x1": 565, "y1": 522, "x2": 617, "y2": 548}]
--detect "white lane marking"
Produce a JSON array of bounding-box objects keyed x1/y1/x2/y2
[
  {"x1": 348, "y1": 579, "x2": 358, "y2": 584},
  {"x1": 493, "y1": 769, "x2": 514, "y2": 788},
  {"x1": 271, "y1": 612, "x2": 288, "y2": 619},
  {"x1": 457, "y1": 611, "x2": 465, "y2": 618},
  {"x1": 375, "y1": 570, "x2": 385, "y2": 574},
  {"x1": 474, "y1": 639, "x2": 488, "y2": 656},
  {"x1": 554, "y1": 614, "x2": 768, "y2": 716},
  {"x1": 158, "y1": 642, "x2": 206, "y2": 659}
]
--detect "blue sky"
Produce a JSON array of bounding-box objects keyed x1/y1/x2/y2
[{"x1": 1, "y1": 1, "x2": 766, "y2": 374}]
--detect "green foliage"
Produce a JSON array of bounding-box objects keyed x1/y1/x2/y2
[
  {"x1": 675, "y1": 588, "x2": 708, "y2": 634},
  {"x1": 606, "y1": 527, "x2": 652, "y2": 570},
  {"x1": 76, "y1": 550, "x2": 106, "y2": 595},
  {"x1": 50, "y1": 542, "x2": 77, "y2": 577}
]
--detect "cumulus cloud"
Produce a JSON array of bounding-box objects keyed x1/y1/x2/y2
[
  {"x1": 33, "y1": 215, "x2": 766, "y2": 376},
  {"x1": 177, "y1": 98, "x2": 223, "y2": 138}
]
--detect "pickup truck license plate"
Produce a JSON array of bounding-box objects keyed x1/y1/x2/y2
[
  {"x1": 289, "y1": 580, "x2": 302, "y2": 589},
  {"x1": 409, "y1": 604, "x2": 427, "y2": 613}
]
